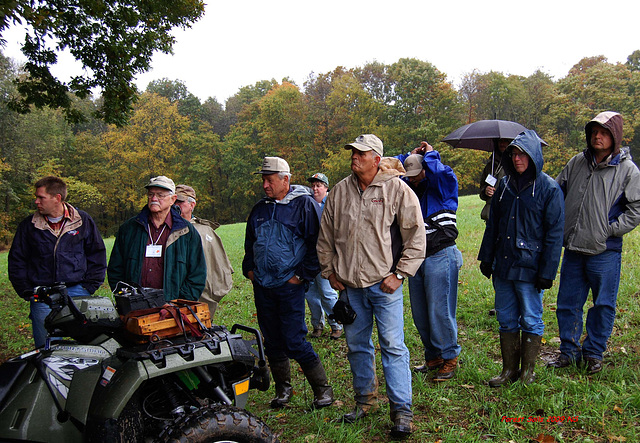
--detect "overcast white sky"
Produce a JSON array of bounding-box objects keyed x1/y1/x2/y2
[{"x1": 2, "y1": 0, "x2": 640, "y2": 104}]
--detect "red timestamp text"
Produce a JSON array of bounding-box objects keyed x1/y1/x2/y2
[{"x1": 501, "y1": 415, "x2": 579, "y2": 423}]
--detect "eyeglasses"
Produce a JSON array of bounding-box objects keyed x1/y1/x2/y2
[
  {"x1": 147, "y1": 192, "x2": 172, "y2": 200},
  {"x1": 509, "y1": 151, "x2": 528, "y2": 159}
]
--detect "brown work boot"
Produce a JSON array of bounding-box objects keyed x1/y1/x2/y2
[
  {"x1": 330, "y1": 328, "x2": 343, "y2": 340},
  {"x1": 432, "y1": 357, "x2": 458, "y2": 382},
  {"x1": 309, "y1": 327, "x2": 323, "y2": 338},
  {"x1": 413, "y1": 357, "x2": 444, "y2": 373},
  {"x1": 390, "y1": 413, "x2": 413, "y2": 439}
]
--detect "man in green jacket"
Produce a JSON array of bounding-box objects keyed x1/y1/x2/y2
[{"x1": 107, "y1": 176, "x2": 206, "y2": 301}]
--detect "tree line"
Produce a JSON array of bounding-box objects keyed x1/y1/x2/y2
[{"x1": 2, "y1": 51, "x2": 640, "y2": 242}]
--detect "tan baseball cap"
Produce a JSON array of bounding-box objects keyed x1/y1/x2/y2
[
  {"x1": 345, "y1": 134, "x2": 384, "y2": 156},
  {"x1": 145, "y1": 176, "x2": 175, "y2": 193},
  {"x1": 175, "y1": 184, "x2": 196, "y2": 202},
  {"x1": 403, "y1": 154, "x2": 424, "y2": 177},
  {"x1": 254, "y1": 156, "x2": 290, "y2": 174}
]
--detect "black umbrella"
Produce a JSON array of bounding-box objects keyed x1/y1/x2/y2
[{"x1": 442, "y1": 120, "x2": 527, "y2": 152}]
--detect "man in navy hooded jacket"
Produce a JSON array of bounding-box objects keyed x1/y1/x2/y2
[
  {"x1": 243, "y1": 156, "x2": 334, "y2": 410},
  {"x1": 478, "y1": 130, "x2": 564, "y2": 386}
]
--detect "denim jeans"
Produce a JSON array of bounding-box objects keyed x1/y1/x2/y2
[
  {"x1": 493, "y1": 277, "x2": 544, "y2": 335},
  {"x1": 305, "y1": 274, "x2": 341, "y2": 330},
  {"x1": 344, "y1": 282, "x2": 412, "y2": 417},
  {"x1": 556, "y1": 249, "x2": 621, "y2": 361},
  {"x1": 30, "y1": 284, "x2": 91, "y2": 348},
  {"x1": 253, "y1": 281, "x2": 319, "y2": 367},
  {"x1": 408, "y1": 245, "x2": 463, "y2": 361}
]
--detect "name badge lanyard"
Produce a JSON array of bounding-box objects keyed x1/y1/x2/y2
[{"x1": 146, "y1": 223, "x2": 166, "y2": 258}]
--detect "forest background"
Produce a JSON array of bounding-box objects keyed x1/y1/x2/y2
[{"x1": 2, "y1": 50, "x2": 640, "y2": 241}]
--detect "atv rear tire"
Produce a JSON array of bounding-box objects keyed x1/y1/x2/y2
[{"x1": 156, "y1": 405, "x2": 278, "y2": 443}]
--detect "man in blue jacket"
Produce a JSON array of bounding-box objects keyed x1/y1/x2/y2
[
  {"x1": 396, "y1": 143, "x2": 463, "y2": 382},
  {"x1": 243, "y1": 157, "x2": 334, "y2": 410},
  {"x1": 478, "y1": 130, "x2": 564, "y2": 386},
  {"x1": 9, "y1": 176, "x2": 107, "y2": 348}
]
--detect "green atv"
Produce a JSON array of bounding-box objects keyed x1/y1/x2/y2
[{"x1": 0, "y1": 283, "x2": 278, "y2": 442}]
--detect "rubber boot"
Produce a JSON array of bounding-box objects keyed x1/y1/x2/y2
[
  {"x1": 489, "y1": 331, "x2": 521, "y2": 387},
  {"x1": 268, "y1": 358, "x2": 292, "y2": 408},
  {"x1": 301, "y1": 358, "x2": 334, "y2": 408},
  {"x1": 520, "y1": 332, "x2": 542, "y2": 385}
]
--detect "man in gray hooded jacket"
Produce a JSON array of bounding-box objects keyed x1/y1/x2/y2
[{"x1": 549, "y1": 111, "x2": 640, "y2": 374}]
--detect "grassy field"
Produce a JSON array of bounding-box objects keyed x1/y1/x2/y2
[{"x1": 1, "y1": 194, "x2": 640, "y2": 442}]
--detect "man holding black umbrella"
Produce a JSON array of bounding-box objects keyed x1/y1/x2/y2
[{"x1": 479, "y1": 138, "x2": 510, "y2": 221}]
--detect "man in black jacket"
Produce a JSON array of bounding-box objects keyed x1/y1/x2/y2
[{"x1": 8, "y1": 176, "x2": 107, "y2": 347}]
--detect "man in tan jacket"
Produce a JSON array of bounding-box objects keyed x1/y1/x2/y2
[
  {"x1": 317, "y1": 134, "x2": 425, "y2": 439},
  {"x1": 175, "y1": 185, "x2": 233, "y2": 318}
]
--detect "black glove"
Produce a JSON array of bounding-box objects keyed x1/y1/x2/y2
[
  {"x1": 535, "y1": 277, "x2": 553, "y2": 291},
  {"x1": 479, "y1": 262, "x2": 493, "y2": 279},
  {"x1": 20, "y1": 289, "x2": 34, "y2": 301}
]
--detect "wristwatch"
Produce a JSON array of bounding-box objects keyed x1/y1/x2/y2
[
  {"x1": 395, "y1": 273, "x2": 405, "y2": 280},
  {"x1": 295, "y1": 275, "x2": 305, "y2": 282}
]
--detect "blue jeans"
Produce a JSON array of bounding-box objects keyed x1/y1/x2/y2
[
  {"x1": 408, "y1": 245, "x2": 463, "y2": 361},
  {"x1": 305, "y1": 275, "x2": 341, "y2": 330},
  {"x1": 344, "y1": 282, "x2": 412, "y2": 417},
  {"x1": 253, "y1": 281, "x2": 318, "y2": 367},
  {"x1": 556, "y1": 250, "x2": 621, "y2": 361},
  {"x1": 493, "y1": 277, "x2": 544, "y2": 335},
  {"x1": 30, "y1": 284, "x2": 91, "y2": 348}
]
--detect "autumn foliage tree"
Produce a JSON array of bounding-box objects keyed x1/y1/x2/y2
[{"x1": 2, "y1": 51, "x2": 640, "y2": 239}]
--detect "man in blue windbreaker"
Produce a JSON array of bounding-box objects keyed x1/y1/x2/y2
[
  {"x1": 243, "y1": 156, "x2": 334, "y2": 410},
  {"x1": 478, "y1": 130, "x2": 564, "y2": 386}
]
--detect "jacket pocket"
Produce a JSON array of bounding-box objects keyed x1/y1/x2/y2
[{"x1": 514, "y1": 238, "x2": 541, "y2": 270}]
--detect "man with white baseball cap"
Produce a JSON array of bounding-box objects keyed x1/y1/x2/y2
[
  {"x1": 108, "y1": 176, "x2": 206, "y2": 301},
  {"x1": 243, "y1": 156, "x2": 334, "y2": 410}
]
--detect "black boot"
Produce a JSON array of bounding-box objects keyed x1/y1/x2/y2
[
  {"x1": 302, "y1": 358, "x2": 334, "y2": 409},
  {"x1": 268, "y1": 358, "x2": 292, "y2": 408},
  {"x1": 489, "y1": 331, "x2": 521, "y2": 387},
  {"x1": 520, "y1": 332, "x2": 542, "y2": 385}
]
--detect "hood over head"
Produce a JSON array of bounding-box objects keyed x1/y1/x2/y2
[
  {"x1": 585, "y1": 111, "x2": 623, "y2": 153},
  {"x1": 504, "y1": 129, "x2": 546, "y2": 179}
]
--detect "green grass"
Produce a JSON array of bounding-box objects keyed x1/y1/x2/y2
[{"x1": 2, "y1": 195, "x2": 640, "y2": 442}]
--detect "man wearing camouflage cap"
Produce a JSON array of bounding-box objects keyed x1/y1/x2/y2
[{"x1": 175, "y1": 184, "x2": 234, "y2": 318}]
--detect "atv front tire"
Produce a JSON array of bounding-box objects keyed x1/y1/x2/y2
[{"x1": 157, "y1": 405, "x2": 278, "y2": 443}]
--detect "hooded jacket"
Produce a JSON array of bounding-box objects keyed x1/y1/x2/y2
[
  {"x1": 317, "y1": 158, "x2": 426, "y2": 288},
  {"x1": 9, "y1": 203, "x2": 107, "y2": 295},
  {"x1": 107, "y1": 205, "x2": 206, "y2": 301},
  {"x1": 191, "y1": 216, "x2": 233, "y2": 304},
  {"x1": 478, "y1": 130, "x2": 565, "y2": 282},
  {"x1": 243, "y1": 184, "x2": 321, "y2": 289},
  {"x1": 557, "y1": 111, "x2": 640, "y2": 255}
]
